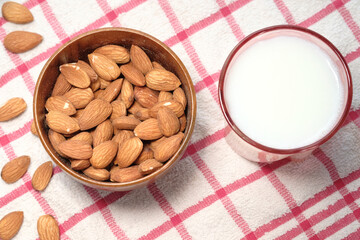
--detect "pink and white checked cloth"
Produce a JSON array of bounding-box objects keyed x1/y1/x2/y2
[{"x1": 1, "y1": 0, "x2": 360, "y2": 239}]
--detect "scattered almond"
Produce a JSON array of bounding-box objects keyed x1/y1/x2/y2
[
  {"x1": 120, "y1": 63, "x2": 146, "y2": 86},
  {"x1": 134, "y1": 118, "x2": 163, "y2": 140},
  {"x1": 135, "y1": 144, "x2": 154, "y2": 164},
  {"x1": 93, "y1": 120, "x2": 113, "y2": 147},
  {"x1": 70, "y1": 132, "x2": 93, "y2": 145},
  {"x1": 134, "y1": 108, "x2": 151, "y2": 121},
  {"x1": 52, "y1": 74, "x2": 71, "y2": 96},
  {"x1": 98, "y1": 78, "x2": 123, "y2": 102},
  {"x1": 1, "y1": 156, "x2": 30, "y2": 184},
  {"x1": 70, "y1": 159, "x2": 90, "y2": 171},
  {"x1": 139, "y1": 159, "x2": 163, "y2": 175},
  {"x1": 154, "y1": 132, "x2": 184, "y2": 162},
  {"x1": 83, "y1": 167, "x2": 109, "y2": 181},
  {"x1": 45, "y1": 96, "x2": 76, "y2": 115},
  {"x1": 0, "y1": 211, "x2": 24, "y2": 240},
  {"x1": 99, "y1": 77, "x2": 111, "y2": 89},
  {"x1": 46, "y1": 111, "x2": 80, "y2": 134},
  {"x1": 32, "y1": 161, "x2": 53, "y2": 191},
  {"x1": 118, "y1": 79, "x2": 134, "y2": 108},
  {"x1": 112, "y1": 116, "x2": 140, "y2": 130},
  {"x1": 173, "y1": 87, "x2": 187, "y2": 108},
  {"x1": 76, "y1": 60, "x2": 98, "y2": 82},
  {"x1": 4, "y1": 31, "x2": 42, "y2": 53},
  {"x1": 0, "y1": 97, "x2": 27, "y2": 121},
  {"x1": 60, "y1": 63, "x2": 91, "y2": 88},
  {"x1": 150, "y1": 100, "x2": 184, "y2": 118},
  {"x1": 152, "y1": 61, "x2": 165, "y2": 70},
  {"x1": 130, "y1": 45, "x2": 153, "y2": 74},
  {"x1": 48, "y1": 129, "x2": 66, "y2": 157},
  {"x1": 72, "y1": 109, "x2": 84, "y2": 120},
  {"x1": 88, "y1": 53, "x2": 120, "y2": 81},
  {"x1": 94, "y1": 89, "x2": 105, "y2": 99},
  {"x1": 78, "y1": 99, "x2": 112, "y2": 130},
  {"x1": 112, "y1": 130, "x2": 134, "y2": 146},
  {"x1": 157, "y1": 107, "x2": 180, "y2": 137},
  {"x1": 110, "y1": 100, "x2": 127, "y2": 120},
  {"x1": 115, "y1": 137, "x2": 143, "y2": 168},
  {"x1": 90, "y1": 78, "x2": 101, "y2": 92},
  {"x1": 2, "y1": 1, "x2": 33, "y2": 24},
  {"x1": 158, "y1": 91, "x2": 173, "y2": 102},
  {"x1": 145, "y1": 69, "x2": 181, "y2": 91},
  {"x1": 58, "y1": 140, "x2": 93, "y2": 159},
  {"x1": 90, "y1": 141, "x2": 117, "y2": 168},
  {"x1": 110, "y1": 165, "x2": 143, "y2": 183},
  {"x1": 94, "y1": 45, "x2": 130, "y2": 64},
  {"x1": 37, "y1": 215, "x2": 59, "y2": 240},
  {"x1": 31, "y1": 120, "x2": 38, "y2": 136},
  {"x1": 64, "y1": 88, "x2": 94, "y2": 109},
  {"x1": 134, "y1": 86, "x2": 159, "y2": 108},
  {"x1": 179, "y1": 114, "x2": 186, "y2": 132}
]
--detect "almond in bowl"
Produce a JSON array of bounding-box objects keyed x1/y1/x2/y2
[{"x1": 34, "y1": 28, "x2": 196, "y2": 191}]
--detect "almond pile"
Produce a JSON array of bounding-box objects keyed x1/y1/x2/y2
[{"x1": 45, "y1": 44, "x2": 187, "y2": 183}]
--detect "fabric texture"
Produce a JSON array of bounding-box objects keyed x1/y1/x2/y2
[{"x1": 1, "y1": 0, "x2": 360, "y2": 239}]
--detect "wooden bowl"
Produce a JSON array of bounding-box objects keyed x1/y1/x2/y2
[{"x1": 33, "y1": 28, "x2": 196, "y2": 191}]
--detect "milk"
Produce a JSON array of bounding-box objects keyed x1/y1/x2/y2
[{"x1": 224, "y1": 36, "x2": 343, "y2": 149}]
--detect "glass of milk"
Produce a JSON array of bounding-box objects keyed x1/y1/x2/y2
[{"x1": 219, "y1": 25, "x2": 352, "y2": 162}]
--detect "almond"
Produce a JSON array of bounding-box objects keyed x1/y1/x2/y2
[
  {"x1": 134, "y1": 108, "x2": 151, "y2": 121},
  {"x1": 32, "y1": 161, "x2": 53, "y2": 191},
  {"x1": 70, "y1": 159, "x2": 90, "y2": 171},
  {"x1": 149, "y1": 136, "x2": 166, "y2": 151},
  {"x1": 2, "y1": 2, "x2": 33, "y2": 23},
  {"x1": 48, "y1": 130, "x2": 66, "y2": 157},
  {"x1": 152, "y1": 61, "x2": 165, "y2": 70},
  {"x1": 115, "y1": 137, "x2": 143, "y2": 167},
  {"x1": 154, "y1": 132, "x2": 184, "y2": 162},
  {"x1": 46, "y1": 111, "x2": 80, "y2": 134},
  {"x1": 93, "y1": 120, "x2": 113, "y2": 147},
  {"x1": 70, "y1": 132, "x2": 93, "y2": 145},
  {"x1": 99, "y1": 78, "x2": 111, "y2": 89},
  {"x1": 134, "y1": 118, "x2": 163, "y2": 140},
  {"x1": 78, "y1": 99, "x2": 112, "y2": 130},
  {"x1": 52, "y1": 74, "x2": 71, "y2": 96},
  {"x1": 0, "y1": 97, "x2": 27, "y2": 121},
  {"x1": 94, "y1": 89, "x2": 105, "y2": 99},
  {"x1": 130, "y1": 45, "x2": 153, "y2": 74},
  {"x1": 139, "y1": 159, "x2": 163, "y2": 175},
  {"x1": 179, "y1": 114, "x2": 186, "y2": 132},
  {"x1": 83, "y1": 167, "x2": 109, "y2": 181},
  {"x1": 150, "y1": 100, "x2": 184, "y2": 118},
  {"x1": 45, "y1": 96, "x2": 76, "y2": 115},
  {"x1": 135, "y1": 144, "x2": 154, "y2": 164},
  {"x1": 59, "y1": 63, "x2": 91, "y2": 88},
  {"x1": 58, "y1": 140, "x2": 93, "y2": 159},
  {"x1": 4, "y1": 31, "x2": 42, "y2": 53},
  {"x1": 112, "y1": 130, "x2": 134, "y2": 146},
  {"x1": 90, "y1": 78, "x2": 101, "y2": 92},
  {"x1": 134, "y1": 86, "x2": 159, "y2": 108},
  {"x1": 0, "y1": 211, "x2": 24, "y2": 240},
  {"x1": 157, "y1": 107, "x2": 180, "y2": 137},
  {"x1": 128, "y1": 101, "x2": 143, "y2": 115},
  {"x1": 90, "y1": 141, "x2": 117, "y2": 168},
  {"x1": 158, "y1": 91, "x2": 173, "y2": 102},
  {"x1": 112, "y1": 116, "x2": 140, "y2": 130},
  {"x1": 76, "y1": 60, "x2": 98, "y2": 82},
  {"x1": 98, "y1": 78, "x2": 123, "y2": 102},
  {"x1": 94, "y1": 45, "x2": 130, "y2": 64},
  {"x1": 1, "y1": 156, "x2": 30, "y2": 184},
  {"x1": 145, "y1": 69, "x2": 181, "y2": 91},
  {"x1": 73, "y1": 109, "x2": 84, "y2": 120},
  {"x1": 110, "y1": 165, "x2": 143, "y2": 183},
  {"x1": 37, "y1": 215, "x2": 59, "y2": 240},
  {"x1": 110, "y1": 100, "x2": 127, "y2": 120},
  {"x1": 88, "y1": 53, "x2": 120, "y2": 81},
  {"x1": 118, "y1": 79, "x2": 134, "y2": 108},
  {"x1": 31, "y1": 121, "x2": 38, "y2": 136},
  {"x1": 120, "y1": 64, "x2": 146, "y2": 86},
  {"x1": 173, "y1": 87, "x2": 187, "y2": 108}
]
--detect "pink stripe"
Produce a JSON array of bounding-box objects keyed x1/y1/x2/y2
[
  {"x1": 273, "y1": 0, "x2": 296, "y2": 24},
  {"x1": 345, "y1": 46, "x2": 360, "y2": 63},
  {"x1": 148, "y1": 184, "x2": 192, "y2": 239},
  {"x1": 343, "y1": 226, "x2": 360, "y2": 239},
  {"x1": 0, "y1": 121, "x2": 32, "y2": 147},
  {"x1": 315, "y1": 212, "x2": 356, "y2": 239},
  {"x1": 216, "y1": 0, "x2": 245, "y2": 41},
  {"x1": 96, "y1": 0, "x2": 122, "y2": 27}
]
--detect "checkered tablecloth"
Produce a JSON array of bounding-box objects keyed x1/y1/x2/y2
[{"x1": 1, "y1": 0, "x2": 360, "y2": 239}]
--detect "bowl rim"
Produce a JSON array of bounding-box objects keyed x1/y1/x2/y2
[
  {"x1": 33, "y1": 27, "x2": 196, "y2": 188},
  {"x1": 218, "y1": 24, "x2": 353, "y2": 154}
]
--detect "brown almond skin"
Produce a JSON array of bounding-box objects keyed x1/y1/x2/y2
[
  {"x1": 98, "y1": 78, "x2": 123, "y2": 102},
  {"x1": 76, "y1": 60, "x2": 98, "y2": 83},
  {"x1": 150, "y1": 100, "x2": 184, "y2": 118},
  {"x1": 134, "y1": 108, "x2": 151, "y2": 121},
  {"x1": 110, "y1": 165, "x2": 143, "y2": 183},
  {"x1": 83, "y1": 167, "x2": 109, "y2": 181},
  {"x1": 88, "y1": 53, "x2": 120, "y2": 81},
  {"x1": 60, "y1": 63, "x2": 91, "y2": 88},
  {"x1": 32, "y1": 161, "x2": 53, "y2": 191},
  {"x1": 48, "y1": 130, "x2": 66, "y2": 157},
  {"x1": 2, "y1": 2, "x2": 33, "y2": 23},
  {"x1": 58, "y1": 140, "x2": 93, "y2": 159},
  {"x1": 110, "y1": 100, "x2": 127, "y2": 120},
  {"x1": 115, "y1": 137, "x2": 143, "y2": 168},
  {"x1": 45, "y1": 96, "x2": 76, "y2": 115},
  {"x1": 173, "y1": 87, "x2": 187, "y2": 109},
  {"x1": 93, "y1": 120, "x2": 113, "y2": 147},
  {"x1": 152, "y1": 61, "x2": 165, "y2": 70},
  {"x1": 70, "y1": 132, "x2": 93, "y2": 145},
  {"x1": 94, "y1": 45, "x2": 130, "y2": 64},
  {"x1": 157, "y1": 107, "x2": 180, "y2": 137},
  {"x1": 120, "y1": 64, "x2": 146, "y2": 86},
  {"x1": 112, "y1": 116, "x2": 141, "y2": 130},
  {"x1": 90, "y1": 141, "x2": 118, "y2": 169},
  {"x1": 134, "y1": 86, "x2": 159, "y2": 108},
  {"x1": 134, "y1": 144, "x2": 154, "y2": 164},
  {"x1": 112, "y1": 130, "x2": 134, "y2": 146},
  {"x1": 149, "y1": 136, "x2": 167, "y2": 151},
  {"x1": 1, "y1": 156, "x2": 30, "y2": 184},
  {"x1": 70, "y1": 159, "x2": 90, "y2": 171},
  {"x1": 145, "y1": 69, "x2": 181, "y2": 91},
  {"x1": 37, "y1": 215, "x2": 59, "y2": 240},
  {"x1": 154, "y1": 132, "x2": 184, "y2": 162},
  {"x1": 0, "y1": 97, "x2": 27, "y2": 122},
  {"x1": 134, "y1": 118, "x2": 163, "y2": 140},
  {"x1": 31, "y1": 121, "x2": 38, "y2": 136},
  {"x1": 64, "y1": 87, "x2": 94, "y2": 109},
  {"x1": 158, "y1": 91, "x2": 173, "y2": 102},
  {"x1": 94, "y1": 89, "x2": 105, "y2": 99},
  {"x1": 99, "y1": 78, "x2": 111, "y2": 89},
  {"x1": 90, "y1": 78, "x2": 101, "y2": 92},
  {"x1": 52, "y1": 74, "x2": 71, "y2": 96},
  {"x1": 139, "y1": 159, "x2": 163, "y2": 175},
  {"x1": 4, "y1": 31, "x2": 42, "y2": 53},
  {"x1": 179, "y1": 114, "x2": 187, "y2": 132},
  {"x1": 130, "y1": 45, "x2": 153, "y2": 74},
  {"x1": 128, "y1": 101, "x2": 143, "y2": 115},
  {"x1": 0, "y1": 211, "x2": 24, "y2": 240},
  {"x1": 46, "y1": 111, "x2": 80, "y2": 134},
  {"x1": 78, "y1": 99, "x2": 112, "y2": 130},
  {"x1": 73, "y1": 109, "x2": 84, "y2": 121},
  {"x1": 118, "y1": 79, "x2": 134, "y2": 109}
]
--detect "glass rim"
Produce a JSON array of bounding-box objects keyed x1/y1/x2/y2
[{"x1": 218, "y1": 25, "x2": 353, "y2": 155}]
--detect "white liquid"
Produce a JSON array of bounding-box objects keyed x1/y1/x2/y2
[{"x1": 225, "y1": 36, "x2": 343, "y2": 149}]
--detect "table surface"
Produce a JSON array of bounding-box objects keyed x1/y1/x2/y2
[{"x1": 1, "y1": 0, "x2": 360, "y2": 239}]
